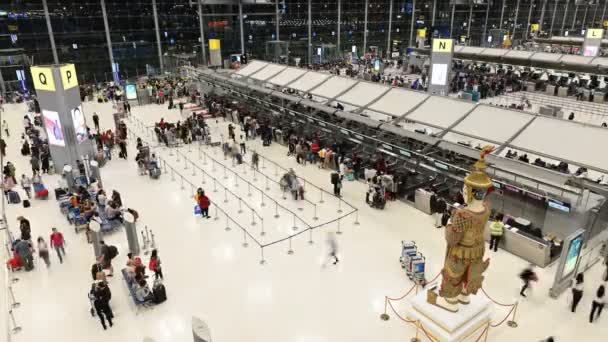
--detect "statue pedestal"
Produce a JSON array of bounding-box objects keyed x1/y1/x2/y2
[{"x1": 406, "y1": 292, "x2": 492, "y2": 342}]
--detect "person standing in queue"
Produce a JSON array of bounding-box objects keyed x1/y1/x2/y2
[
  {"x1": 93, "y1": 281, "x2": 113, "y2": 330},
  {"x1": 50, "y1": 227, "x2": 66, "y2": 263},
  {"x1": 92, "y1": 112, "x2": 100, "y2": 132},
  {"x1": 489, "y1": 214, "x2": 504, "y2": 252},
  {"x1": 196, "y1": 188, "x2": 210, "y2": 219},
  {"x1": 149, "y1": 249, "x2": 163, "y2": 280},
  {"x1": 571, "y1": 273, "x2": 584, "y2": 313},
  {"x1": 589, "y1": 285, "x2": 606, "y2": 323}
]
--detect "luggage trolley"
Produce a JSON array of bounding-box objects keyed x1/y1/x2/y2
[
  {"x1": 399, "y1": 241, "x2": 417, "y2": 270},
  {"x1": 410, "y1": 253, "x2": 426, "y2": 285}
]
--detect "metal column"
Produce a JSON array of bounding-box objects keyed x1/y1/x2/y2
[
  {"x1": 603, "y1": 0, "x2": 608, "y2": 26},
  {"x1": 239, "y1": 0, "x2": 245, "y2": 55},
  {"x1": 582, "y1": 5, "x2": 589, "y2": 29},
  {"x1": 198, "y1": 1, "x2": 207, "y2": 65},
  {"x1": 561, "y1": 0, "x2": 569, "y2": 35},
  {"x1": 467, "y1": 2, "x2": 473, "y2": 43},
  {"x1": 499, "y1": 0, "x2": 506, "y2": 30},
  {"x1": 513, "y1": 0, "x2": 521, "y2": 40},
  {"x1": 387, "y1": 0, "x2": 394, "y2": 58},
  {"x1": 409, "y1": 0, "x2": 416, "y2": 47},
  {"x1": 363, "y1": 0, "x2": 369, "y2": 54},
  {"x1": 152, "y1": 0, "x2": 164, "y2": 74},
  {"x1": 0, "y1": 67, "x2": 5, "y2": 97},
  {"x1": 539, "y1": 0, "x2": 548, "y2": 30},
  {"x1": 550, "y1": 0, "x2": 559, "y2": 35},
  {"x1": 431, "y1": 0, "x2": 437, "y2": 26},
  {"x1": 450, "y1": 4, "x2": 455, "y2": 38},
  {"x1": 42, "y1": 0, "x2": 59, "y2": 64},
  {"x1": 337, "y1": 0, "x2": 341, "y2": 53},
  {"x1": 525, "y1": 0, "x2": 534, "y2": 38},
  {"x1": 275, "y1": 0, "x2": 280, "y2": 40},
  {"x1": 592, "y1": 4, "x2": 599, "y2": 26},
  {"x1": 483, "y1": 3, "x2": 490, "y2": 46},
  {"x1": 572, "y1": 5, "x2": 579, "y2": 31},
  {"x1": 100, "y1": 0, "x2": 117, "y2": 82},
  {"x1": 308, "y1": 0, "x2": 312, "y2": 63}
]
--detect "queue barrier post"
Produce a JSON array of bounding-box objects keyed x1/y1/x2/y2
[
  {"x1": 261, "y1": 191, "x2": 266, "y2": 207},
  {"x1": 274, "y1": 201, "x2": 280, "y2": 218},
  {"x1": 214, "y1": 206, "x2": 219, "y2": 221},
  {"x1": 201, "y1": 172, "x2": 206, "y2": 185},
  {"x1": 10, "y1": 309, "x2": 22, "y2": 334},
  {"x1": 184, "y1": 158, "x2": 188, "y2": 170},
  {"x1": 251, "y1": 209, "x2": 257, "y2": 226},
  {"x1": 223, "y1": 165, "x2": 228, "y2": 179},
  {"x1": 181, "y1": 176, "x2": 185, "y2": 190},
  {"x1": 265, "y1": 176, "x2": 270, "y2": 191},
  {"x1": 253, "y1": 169, "x2": 258, "y2": 182},
  {"x1": 313, "y1": 204, "x2": 319, "y2": 221},
  {"x1": 9, "y1": 285, "x2": 20, "y2": 308},
  {"x1": 224, "y1": 213, "x2": 231, "y2": 231},
  {"x1": 171, "y1": 168, "x2": 175, "y2": 182},
  {"x1": 211, "y1": 160, "x2": 216, "y2": 172},
  {"x1": 260, "y1": 248, "x2": 266, "y2": 265},
  {"x1": 223, "y1": 188, "x2": 228, "y2": 203},
  {"x1": 176, "y1": 150, "x2": 181, "y2": 162},
  {"x1": 242, "y1": 230, "x2": 249, "y2": 248},
  {"x1": 308, "y1": 228, "x2": 314, "y2": 244},
  {"x1": 337, "y1": 198, "x2": 343, "y2": 213},
  {"x1": 274, "y1": 164, "x2": 278, "y2": 176},
  {"x1": 336, "y1": 217, "x2": 342, "y2": 235},
  {"x1": 213, "y1": 178, "x2": 218, "y2": 192},
  {"x1": 292, "y1": 213, "x2": 298, "y2": 231},
  {"x1": 247, "y1": 183, "x2": 252, "y2": 197},
  {"x1": 260, "y1": 218, "x2": 266, "y2": 236},
  {"x1": 319, "y1": 190, "x2": 324, "y2": 204},
  {"x1": 287, "y1": 238, "x2": 294, "y2": 255},
  {"x1": 238, "y1": 197, "x2": 243, "y2": 213},
  {"x1": 234, "y1": 172, "x2": 239, "y2": 187},
  {"x1": 354, "y1": 210, "x2": 360, "y2": 225}
]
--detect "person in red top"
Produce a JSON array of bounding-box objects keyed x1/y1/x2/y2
[
  {"x1": 49, "y1": 227, "x2": 66, "y2": 263},
  {"x1": 195, "y1": 188, "x2": 210, "y2": 219},
  {"x1": 310, "y1": 142, "x2": 320, "y2": 164}
]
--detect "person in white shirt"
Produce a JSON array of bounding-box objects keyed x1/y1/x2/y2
[
  {"x1": 20, "y1": 174, "x2": 32, "y2": 199},
  {"x1": 589, "y1": 285, "x2": 606, "y2": 323}
]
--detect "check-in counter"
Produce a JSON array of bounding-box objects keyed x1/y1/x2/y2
[{"x1": 484, "y1": 223, "x2": 561, "y2": 267}]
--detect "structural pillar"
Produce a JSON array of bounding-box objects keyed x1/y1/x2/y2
[
  {"x1": 387, "y1": 0, "x2": 394, "y2": 58},
  {"x1": 89, "y1": 220, "x2": 102, "y2": 258},
  {"x1": 0, "y1": 67, "x2": 6, "y2": 97},
  {"x1": 483, "y1": 2, "x2": 490, "y2": 46},
  {"x1": 198, "y1": 1, "x2": 207, "y2": 65},
  {"x1": 100, "y1": 0, "x2": 118, "y2": 83},
  {"x1": 467, "y1": 2, "x2": 473, "y2": 43},
  {"x1": 539, "y1": 0, "x2": 548, "y2": 30},
  {"x1": 499, "y1": 0, "x2": 505, "y2": 30},
  {"x1": 123, "y1": 211, "x2": 140, "y2": 255},
  {"x1": 363, "y1": 0, "x2": 369, "y2": 54},
  {"x1": 582, "y1": 4, "x2": 589, "y2": 30},
  {"x1": 561, "y1": 0, "x2": 570, "y2": 35},
  {"x1": 450, "y1": 4, "x2": 455, "y2": 37},
  {"x1": 603, "y1": 0, "x2": 608, "y2": 26},
  {"x1": 550, "y1": 0, "x2": 559, "y2": 35},
  {"x1": 42, "y1": 0, "x2": 59, "y2": 64},
  {"x1": 151, "y1": 0, "x2": 164, "y2": 74},
  {"x1": 431, "y1": 0, "x2": 437, "y2": 26},
  {"x1": 275, "y1": 0, "x2": 280, "y2": 40},
  {"x1": 337, "y1": 0, "x2": 341, "y2": 53},
  {"x1": 513, "y1": 0, "x2": 521, "y2": 40},
  {"x1": 239, "y1": 0, "x2": 245, "y2": 55},
  {"x1": 409, "y1": 0, "x2": 416, "y2": 47},
  {"x1": 308, "y1": 0, "x2": 312, "y2": 63},
  {"x1": 572, "y1": 5, "x2": 579, "y2": 31},
  {"x1": 592, "y1": 3, "x2": 599, "y2": 26},
  {"x1": 525, "y1": 0, "x2": 534, "y2": 39}
]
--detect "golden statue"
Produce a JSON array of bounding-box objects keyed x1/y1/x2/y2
[{"x1": 428, "y1": 146, "x2": 494, "y2": 312}]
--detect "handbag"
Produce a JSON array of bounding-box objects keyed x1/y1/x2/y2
[{"x1": 194, "y1": 205, "x2": 202, "y2": 216}]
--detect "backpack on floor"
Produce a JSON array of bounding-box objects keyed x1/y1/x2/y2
[
  {"x1": 8, "y1": 191, "x2": 20, "y2": 204},
  {"x1": 153, "y1": 281, "x2": 167, "y2": 304},
  {"x1": 108, "y1": 245, "x2": 118, "y2": 260},
  {"x1": 23, "y1": 199, "x2": 30, "y2": 208}
]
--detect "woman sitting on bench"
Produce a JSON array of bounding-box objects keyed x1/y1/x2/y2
[
  {"x1": 134, "y1": 279, "x2": 154, "y2": 303},
  {"x1": 105, "y1": 201, "x2": 123, "y2": 224}
]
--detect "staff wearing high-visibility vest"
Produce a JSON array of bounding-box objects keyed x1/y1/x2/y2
[{"x1": 489, "y1": 214, "x2": 504, "y2": 252}]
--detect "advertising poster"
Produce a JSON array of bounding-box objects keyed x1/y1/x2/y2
[
  {"x1": 562, "y1": 234, "x2": 584, "y2": 278},
  {"x1": 431, "y1": 63, "x2": 448, "y2": 85},
  {"x1": 42, "y1": 110, "x2": 65, "y2": 146},
  {"x1": 126, "y1": 84, "x2": 138, "y2": 100},
  {"x1": 70, "y1": 105, "x2": 88, "y2": 143}
]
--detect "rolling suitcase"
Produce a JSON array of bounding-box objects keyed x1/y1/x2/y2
[{"x1": 8, "y1": 191, "x2": 20, "y2": 204}]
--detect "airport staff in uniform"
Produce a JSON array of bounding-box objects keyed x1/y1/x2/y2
[{"x1": 489, "y1": 213, "x2": 504, "y2": 252}]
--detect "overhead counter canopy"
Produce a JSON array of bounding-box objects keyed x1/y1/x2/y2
[
  {"x1": 530, "y1": 52, "x2": 563, "y2": 63},
  {"x1": 235, "y1": 60, "x2": 268, "y2": 77},
  {"x1": 250, "y1": 63, "x2": 286, "y2": 81},
  {"x1": 289, "y1": 71, "x2": 330, "y2": 92},
  {"x1": 310, "y1": 76, "x2": 357, "y2": 99},
  {"x1": 450, "y1": 106, "x2": 534, "y2": 144},
  {"x1": 268, "y1": 67, "x2": 307, "y2": 86},
  {"x1": 405, "y1": 96, "x2": 476, "y2": 130},
  {"x1": 509, "y1": 117, "x2": 608, "y2": 172},
  {"x1": 368, "y1": 88, "x2": 428, "y2": 118},
  {"x1": 337, "y1": 81, "x2": 387, "y2": 108}
]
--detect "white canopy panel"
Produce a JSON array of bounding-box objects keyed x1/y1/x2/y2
[
  {"x1": 454, "y1": 46, "x2": 465, "y2": 53},
  {"x1": 559, "y1": 55, "x2": 593, "y2": 65},
  {"x1": 310, "y1": 76, "x2": 357, "y2": 99},
  {"x1": 480, "y1": 48, "x2": 508, "y2": 57},
  {"x1": 509, "y1": 117, "x2": 608, "y2": 171},
  {"x1": 250, "y1": 64, "x2": 286, "y2": 81},
  {"x1": 337, "y1": 82, "x2": 388, "y2": 107},
  {"x1": 268, "y1": 67, "x2": 307, "y2": 86},
  {"x1": 460, "y1": 46, "x2": 486, "y2": 55},
  {"x1": 236, "y1": 60, "x2": 268, "y2": 76},
  {"x1": 406, "y1": 96, "x2": 476, "y2": 129},
  {"x1": 451, "y1": 106, "x2": 534, "y2": 143},
  {"x1": 531, "y1": 52, "x2": 563, "y2": 63},
  {"x1": 289, "y1": 71, "x2": 330, "y2": 92},
  {"x1": 504, "y1": 50, "x2": 534, "y2": 60},
  {"x1": 369, "y1": 88, "x2": 428, "y2": 117},
  {"x1": 591, "y1": 57, "x2": 608, "y2": 67}
]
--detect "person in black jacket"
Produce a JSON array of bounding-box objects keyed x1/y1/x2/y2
[{"x1": 92, "y1": 281, "x2": 113, "y2": 329}]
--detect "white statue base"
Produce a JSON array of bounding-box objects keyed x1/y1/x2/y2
[{"x1": 406, "y1": 291, "x2": 492, "y2": 342}]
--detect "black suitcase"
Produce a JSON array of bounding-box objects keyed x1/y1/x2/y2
[
  {"x1": 23, "y1": 199, "x2": 30, "y2": 208},
  {"x1": 331, "y1": 172, "x2": 339, "y2": 184},
  {"x1": 236, "y1": 153, "x2": 243, "y2": 164}
]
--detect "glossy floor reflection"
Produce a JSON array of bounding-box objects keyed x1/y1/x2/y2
[{"x1": 0, "y1": 101, "x2": 605, "y2": 342}]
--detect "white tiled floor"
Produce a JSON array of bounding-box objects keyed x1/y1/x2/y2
[{"x1": 0, "y1": 101, "x2": 606, "y2": 342}]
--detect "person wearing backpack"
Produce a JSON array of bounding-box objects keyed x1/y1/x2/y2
[
  {"x1": 149, "y1": 249, "x2": 163, "y2": 280},
  {"x1": 99, "y1": 241, "x2": 118, "y2": 277}
]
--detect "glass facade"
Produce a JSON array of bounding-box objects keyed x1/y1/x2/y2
[{"x1": 0, "y1": 0, "x2": 607, "y2": 93}]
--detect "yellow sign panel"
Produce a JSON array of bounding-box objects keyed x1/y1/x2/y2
[
  {"x1": 604, "y1": 21, "x2": 608, "y2": 28},
  {"x1": 531, "y1": 24, "x2": 540, "y2": 33},
  {"x1": 30, "y1": 66, "x2": 56, "y2": 92},
  {"x1": 209, "y1": 39, "x2": 221, "y2": 51},
  {"x1": 586, "y1": 28, "x2": 604, "y2": 39},
  {"x1": 60, "y1": 64, "x2": 78, "y2": 90},
  {"x1": 432, "y1": 39, "x2": 453, "y2": 53},
  {"x1": 417, "y1": 29, "x2": 426, "y2": 39}
]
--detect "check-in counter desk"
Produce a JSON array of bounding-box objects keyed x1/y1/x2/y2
[{"x1": 484, "y1": 223, "x2": 562, "y2": 267}]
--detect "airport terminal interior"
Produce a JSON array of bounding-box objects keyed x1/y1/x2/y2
[{"x1": 3, "y1": 1, "x2": 608, "y2": 341}]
